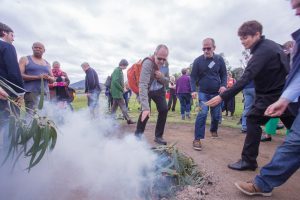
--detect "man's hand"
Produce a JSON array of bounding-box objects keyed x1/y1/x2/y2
[
  {"x1": 219, "y1": 86, "x2": 226, "y2": 94},
  {"x1": 265, "y1": 98, "x2": 290, "y2": 117},
  {"x1": 141, "y1": 110, "x2": 150, "y2": 122},
  {"x1": 0, "y1": 87, "x2": 8, "y2": 100},
  {"x1": 192, "y1": 92, "x2": 197, "y2": 99},
  {"x1": 15, "y1": 96, "x2": 24, "y2": 107},
  {"x1": 154, "y1": 71, "x2": 163, "y2": 79},
  {"x1": 86, "y1": 93, "x2": 91, "y2": 97},
  {"x1": 205, "y1": 95, "x2": 222, "y2": 107}
]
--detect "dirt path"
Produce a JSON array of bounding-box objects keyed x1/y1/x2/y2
[{"x1": 124, "y1": 122, "x2": 300, "y2": 200}]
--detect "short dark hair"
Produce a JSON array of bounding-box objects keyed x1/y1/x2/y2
[
  {"x1": 238, "y1": 20, "x2": 263, "y2": 37},
  {"x1": 0, "y1": 22, "x2": 13, "y2": 37},
  {"x1": 181, "y1": 68, "x2": 187, "y2": 75}
]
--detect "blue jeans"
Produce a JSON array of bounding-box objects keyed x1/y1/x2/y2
[
  {"x1": 254, "y1": 108, "x2": 300, "y2": 192},
  {"x1": 195, "y1": 92, "x2": 221, "y2": 140},
  {"x1": 87, "y1": 91, "x2": 100, "y2": 108},
  {"x1": 87, "y1": 91, "x2": 100, "y2": 118},
  {"x1": 178, "y1": 93, "x2": 191, "y2": 115},
  {"x1": 241, "y1": 88, "x2": 255, "y2": 131}
]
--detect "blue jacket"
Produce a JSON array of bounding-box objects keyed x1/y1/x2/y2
[
  {"x1": 84, "y1": 67, "x2": 101, "y2": 93},
  {"x1": 190, "y1": 54, "x2": 227, "y2": 94},
  {"x1": 0, "y1": 40, "x2": 24, "y2": 95},
  {"x1": 286, "y1": 29, "x2": 300, "y2": 115}
]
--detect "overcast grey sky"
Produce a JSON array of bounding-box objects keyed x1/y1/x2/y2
[{"x1": 1, "y1": 0, "x2": 298, "y2": 83}]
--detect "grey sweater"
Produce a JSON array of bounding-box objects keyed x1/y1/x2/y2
[{"x1": 139, "y1": 59, "x2": 169, "y2": 111}]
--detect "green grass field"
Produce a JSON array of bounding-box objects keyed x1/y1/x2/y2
[{"x1": 72, "y1": 92, "x2": 245, "y2": 129}]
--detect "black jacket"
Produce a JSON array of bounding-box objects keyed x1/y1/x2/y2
[
  {"x1": 221, "y1": 36, "x2": 289, "y2": 110},
  {"x1": 0, "y1": 40, "x2": 24, "y2": 95}
]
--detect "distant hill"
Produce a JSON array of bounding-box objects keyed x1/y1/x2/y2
[
  {"x1": 70, "y1": 80, "x2": 85, "y2": 89},
  {"x1": 70, "y1": 80, "x2": 105, "y2": 91}
]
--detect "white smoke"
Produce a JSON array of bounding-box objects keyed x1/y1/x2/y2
[{"x1": 0, "y1": 103, "x2": 157, "y2": 200}]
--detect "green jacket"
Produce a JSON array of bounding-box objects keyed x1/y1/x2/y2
[{"x1": 110, "y1": 67, "x2": 124, "y2": 99}]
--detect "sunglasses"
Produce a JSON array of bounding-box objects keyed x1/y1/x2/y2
[
  {"x1": 156, "y1": 57, "x2": 167, "y2": 62},
  {"x1": 202, "y1": 47, "x2": 212, "y2": 51}
]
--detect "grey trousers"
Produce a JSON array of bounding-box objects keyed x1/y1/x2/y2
[{"x1": 111, "y1": 98, "x2": 131, "y2": 121}]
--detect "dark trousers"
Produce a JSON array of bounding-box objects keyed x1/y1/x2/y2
[
  {"x1": 167, "y1": 89, "x2": 177, "y2": 111},
  {"x1": 241, "y1": 96, "x2": 295, "y2": 164},
  {"x1": 223, "y1": 97, "x2": 235, "y2": 114},
  {"x1": 135, "y1": 88, "x2": 168, "y2": 138}
]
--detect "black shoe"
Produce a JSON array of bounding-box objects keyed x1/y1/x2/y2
[
  {"x1": 127, "y1": 119, "x2": 136, "y2": 124},
  {"x1": 276, "y1": 124, "x2": 284, "y2": 130},
  {"x1": 154, "y1": 137, "x2": 167, "y2": 145},
  {"x1": 228, "y1": 159, "x2": 257, "y2": 171},
  {"x1": 261, "y1": 136, "x2": 272, "y2": 142}
]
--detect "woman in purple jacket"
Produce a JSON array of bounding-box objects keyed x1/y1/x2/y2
[{"x1": 176, "y1": 68, "x2": 192, "y2": 120}]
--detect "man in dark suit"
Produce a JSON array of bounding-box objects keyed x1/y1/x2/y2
[{"x1": 0, "y1": 22, "x2": 24, "y2": 154}]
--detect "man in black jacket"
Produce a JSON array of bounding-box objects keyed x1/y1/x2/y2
[
  {"x1": 206, "y1": 20, "x2": 295, "y2": 171},
  {"x1": 81, "y1": 62, "x2": 101, "y2": 119},
  {"x1": 0, "y1": 22, "x2": 24, "y2": 154}
]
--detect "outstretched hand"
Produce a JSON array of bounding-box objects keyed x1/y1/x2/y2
[
  {"x1": 0, "y1": 87, "x2": 8, "y2": 100},
  {"x1": 264, "y1": 98, "x2": 290, "y2": 117},
  {"x1": 205, "y1": 95, "x2": 222, "y2": 107}
]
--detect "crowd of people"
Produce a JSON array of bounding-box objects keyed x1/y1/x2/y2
[{"x1": 0, "y1": 0, "x2": 300, "y2": 197}]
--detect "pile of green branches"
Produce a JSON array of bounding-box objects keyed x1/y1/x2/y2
[
  {"x1": 0, "y1": 78, "x2": 58, "y2": 171},
  {"x1": 151, "y1": 144, "x2": 205, "y2": 198}
]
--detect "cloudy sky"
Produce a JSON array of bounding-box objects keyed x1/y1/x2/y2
[{"x1": 1, "y1": 0, "x2": 298, "y2": 83}]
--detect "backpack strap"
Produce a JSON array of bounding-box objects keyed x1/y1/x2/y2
[{"x1": 142, "y1": 56, "x2": 159, "y2": 71}]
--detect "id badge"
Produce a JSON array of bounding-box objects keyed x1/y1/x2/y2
[{"x1": 208, "y1": 61, "x2": 215, "y2": 69}]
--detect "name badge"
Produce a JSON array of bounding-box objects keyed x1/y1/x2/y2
[{"x1": 208, "y1": 61, "x2": 215, "y2": 69}]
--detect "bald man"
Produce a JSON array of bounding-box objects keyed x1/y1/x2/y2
[
  {"x1": 19, "y1": 42, "x2": 54, "y2": 113},
  {"x1": 135, "y1": 44, "x2": 170, "y2": 145}
]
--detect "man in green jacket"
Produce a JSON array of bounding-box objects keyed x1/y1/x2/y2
[{"x1": 110, "y1": 59, "x2": 135, "y2": 124}]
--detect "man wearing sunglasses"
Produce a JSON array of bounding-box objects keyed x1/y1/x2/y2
[
  {"x1": 190, "y1": 38, "x2": 227, "y2": 151},
  {"x1": 135, "y1": 44, "x2": 169, "y2": 145}
]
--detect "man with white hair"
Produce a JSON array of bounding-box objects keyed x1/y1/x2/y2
[{"x1": 135, "y1": 44, "x2": 170, "y2": 145}]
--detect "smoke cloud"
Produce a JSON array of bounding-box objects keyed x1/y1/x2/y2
[{"x1": 0, "y1": 104, "x2": 157, "y2": 200}]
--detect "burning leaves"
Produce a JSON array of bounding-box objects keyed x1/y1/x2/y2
[{"x1": 151, "y1": 144, "x2": 207, "y2": 199}]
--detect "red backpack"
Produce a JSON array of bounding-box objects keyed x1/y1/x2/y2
[{"x1": 127, "y1": 57, "x2": 156, "y2": 94}]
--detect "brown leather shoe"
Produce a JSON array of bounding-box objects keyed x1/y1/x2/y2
[
  {"x1": 234, "y1": 181, "x2": 272, "y2": 197},
  {"x1": 193, "y1": 140, "x2": 202, "y2": 151}
]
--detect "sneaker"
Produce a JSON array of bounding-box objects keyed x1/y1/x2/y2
[
  {"x1": 240, "y1": 129, "x2": 247, "y2": 134},
  {"x1": 193, "y1": 140, "x2": 202, "y2": 151},
  {"x1": 211, "y1": 131, "x2": 218, "y2": 138},
  {"x1": 181, "y1": 115, "x2": 185, "y2": 120},
  {"x1": 234, "y1": 181, "x2": 272, "y2": 197},
  {"x1": 154, "y1": 137, "x2": 167, "y2": 145}
]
